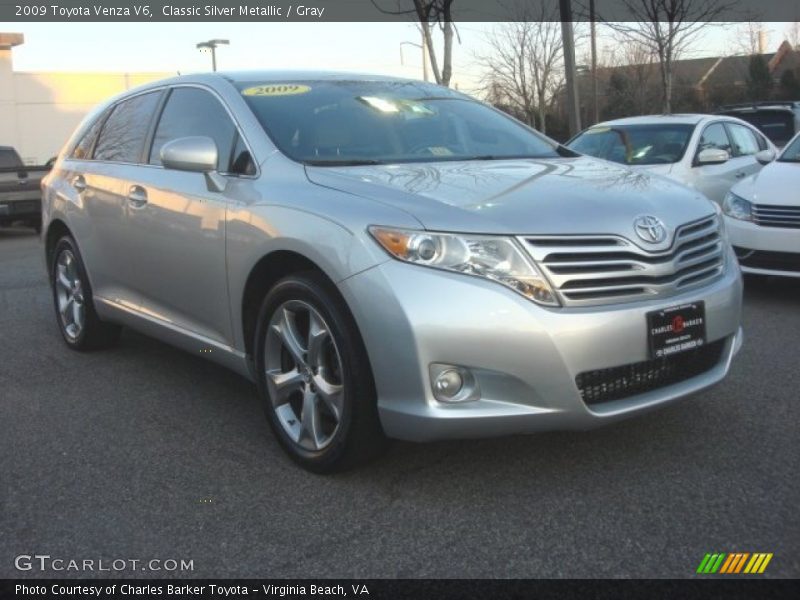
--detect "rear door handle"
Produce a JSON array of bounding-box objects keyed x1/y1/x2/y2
[
  {"x1": 127, "y1": 185, "x2": 148, "y2": 208},
  {"x1": 73, "y1": 176, "x2": 86, "y2": 192},
  {"x1": 735, "y1": 171, "x2": 747, "y2": 179}
]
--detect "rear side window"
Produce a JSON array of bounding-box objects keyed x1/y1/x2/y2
[
  {"x1": 726, "y1": 123, "x2": 760, "y2": 156},
  {"x1": 70, "y1": 109, "x2": 109, "y2": 160},
  {"x1": 149, "y1": 87, "x2": 237, "y2": 172},
  {"x1": 93, "y1": 91, "x2": 161, "y2": 163},
  {"x1": 697, "y1": 123, "x2": 732, "y2": 155}
]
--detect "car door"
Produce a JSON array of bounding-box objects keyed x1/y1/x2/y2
[
  {"x1": 74, "y1": 90, "x2": 163, "y2": 307},
  {"x1": 119, "y1": 85, "x2": 257, "y2": 347},
  {"x1": 725, "y1": 121, "x2": 767, "y2": 181},
  {"x1": 689, "y1": 121, "x2": 740, "y2": 204}
]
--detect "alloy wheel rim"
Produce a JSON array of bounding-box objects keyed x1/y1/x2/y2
[
  {"x1": 264, "y1": 300, "x2": 344, "y2": 451},
  {"x1": 54, "y1": 249, "x2": 85, "y2": 340}
]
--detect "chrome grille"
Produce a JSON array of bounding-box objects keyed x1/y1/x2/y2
[
  {"x1": 521, "y1": 216, "x2": 725, "y2": 307},
  {"x1": 752, "y1": 204, "x2": 800, "y2": 229}
]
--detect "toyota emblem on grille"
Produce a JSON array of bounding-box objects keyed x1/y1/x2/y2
[{"x1": 633, "y1": 215, "x2": 667, "y2": 243}]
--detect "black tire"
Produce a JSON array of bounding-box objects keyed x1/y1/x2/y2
[
  {"x1": 254, "y1": 272, "x2": 386, "y2": 473},
  {"x1": 50, "y1": 235, "x2": 121, "y2": 350}
]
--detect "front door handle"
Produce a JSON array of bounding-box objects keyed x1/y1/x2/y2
[
  {"x1": 73, "y1": 176, "x2": 86, "y2": 192},
  {"x1": 735, "y1": 171, "x2": 747, "y2": 179},
  {"x1": 127, "y1": 185, "x2": 148, "y2": 208}
]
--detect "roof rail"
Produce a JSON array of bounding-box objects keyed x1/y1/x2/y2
[{"x1": 716, "y1": 100, "x2": 799, "y2": 111}]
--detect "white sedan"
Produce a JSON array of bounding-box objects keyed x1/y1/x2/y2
[
  {"x1": 723, "y1": 130, "x2": 800, "y2": 278},
  {"x1": 567, "y1": 114, "x2": 777, "y2": 204}
]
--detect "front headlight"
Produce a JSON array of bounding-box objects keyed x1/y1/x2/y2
[
  {"x1": 369, "y1": 226, "x2": 559, "y2": 306},
  {"x1": 722, "y1": 191, "x2": 753, "y2": 221}
]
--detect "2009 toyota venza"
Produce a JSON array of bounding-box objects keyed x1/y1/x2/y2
[{"x1": 42, "y1": 72, "x2": 743, "y2": 472}]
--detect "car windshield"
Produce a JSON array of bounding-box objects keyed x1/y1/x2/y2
[
  {"x1": 777, "y1": 133, "x2": 800, "y2": 162},
  {"x1": 568, "y1": 124, "x2": 694, "y2": 165},
  {"x1": 236, "y1": 79, "x2": 561, "y2": 165}
]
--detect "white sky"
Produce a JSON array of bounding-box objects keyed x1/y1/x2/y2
[{"x1": 1, "y1": 21, "x2": 794, "y2": 95}]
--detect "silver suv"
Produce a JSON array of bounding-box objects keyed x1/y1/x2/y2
[{"x1": 41, "y1": 72, "x2": 743, "y2": 472}]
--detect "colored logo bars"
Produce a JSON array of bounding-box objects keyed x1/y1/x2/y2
[{"x1": 696, "y1": 553, "x2": 773, "y2": 574}]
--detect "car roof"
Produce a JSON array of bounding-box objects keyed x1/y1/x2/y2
[{"x1": 590, "y1": 114, "x2": 710, "y2": 127}]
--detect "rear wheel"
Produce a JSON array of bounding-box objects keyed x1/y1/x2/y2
[
  {"x1": 50, "y1": 235, "x2": 121, "y2": 350},
  {"x1": 254, "y1": 272, "x2": 386, "y2": 473}
]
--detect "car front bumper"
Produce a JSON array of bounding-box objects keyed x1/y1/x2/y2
[
  {"x1": 339, "y1": 249, "x2": 743, "y2": 442},
  {"x1": 726, "y1": 216, "x2": 800, "y2": 278}
]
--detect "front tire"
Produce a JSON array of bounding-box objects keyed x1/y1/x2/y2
[
  {"x1": 254, "y1": 272, "x2": 386, "y2": 473},
  {"x1": 50, "y1": 235, "x2": 121, "y2": 350}
]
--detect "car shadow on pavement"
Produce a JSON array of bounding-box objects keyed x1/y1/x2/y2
[{"x1": 742, "y1": 274, "x2": 800, "y2": 304}]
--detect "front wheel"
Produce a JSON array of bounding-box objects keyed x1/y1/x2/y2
[{"x1": 254, "y1": 273, "x2": 386, "y2": 473}]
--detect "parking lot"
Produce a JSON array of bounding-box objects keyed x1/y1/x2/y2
[{"x1": 1, "y1": 227, "x2": 798, "y2": 579}]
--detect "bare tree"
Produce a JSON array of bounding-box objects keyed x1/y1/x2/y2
[
  {"x1": 371, "y1": 0, "x2": 456, "y2": 87},
  {"x1": 475, "y1": 2, "x2": 563, "y2": 134},
  {"x1": 734, "y1": 21, "x2": 764, "y2": 56},
  {"x1": 596, "y1": 36, "x2": 658, "y2": 117},
  {"x1": 605, "y1": 0, "x2": 733, "y2": 113},
  {"x1": 786, "y1": 22, "x2": 800, "y2": 50}
]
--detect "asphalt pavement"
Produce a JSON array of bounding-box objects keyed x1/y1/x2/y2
[{"x1": 1, "y1": 227, "x2": 798, "y2": 578}]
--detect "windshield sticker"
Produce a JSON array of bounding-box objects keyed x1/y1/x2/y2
[{"x1": 242, "y1": 84, "x2": 311, "y2": 97}]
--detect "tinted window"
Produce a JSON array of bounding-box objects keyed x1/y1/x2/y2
[
  {"x1": 568, "y1": 124, "x2": 693, "y2": 165},
  {"x1": 237, "y1": 80, "x2": 559, "y2": 164},
  {"x1": 698, "y1": 123, "x2": 732, "y2": 155},
  {"x1": 150, "y1": 87, "x2": 236, "y2": 172},
  {"x1": 93, "y1": 92, "x2": 161, "y2": 163},
  {"x1": 726, "y1": 123, "x2": 760, "y2": 156},
  {"x1": 0, "y1": 148, "x2": 22, "y2": 169},
  {"x1": 230, "y1": 133, "x2": 256, "y2": 175},
  {"x1": 70, "y1": 109, "x2": 109, "y2": 160},
  {"x1": 778, "y1": 133, "x2": 800, "y2": 162},
  {"x1": 721, "y1": 110, "x2": 794, "y2": 146}
]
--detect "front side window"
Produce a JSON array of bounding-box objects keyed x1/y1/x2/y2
[
  {"x1": 149, "y1": 87, "x2": 237, "y2": 172},
  {"x1": 568, "y1": 124, "x2": 694, "y2": 165},
  {"x1": 697, "y1": 123, "x2": 732, "y2": 155},
  {"x1": 777, "y1": 133, "x2": 800, "y2": 162},
  {"x1": 93, "y1": 91, "x2": 161, "y2": 163},
  {"x1": 726, "y1": 123, "x2": 760, "y2": 157},
  {"x1": 236, "y1": 80, "x2": 560, "y2": 165}
]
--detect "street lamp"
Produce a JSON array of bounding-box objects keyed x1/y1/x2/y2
[
  {"x1": 400, "y1": 40, "x2": 429, "y2": 82},
  {"x1": 196, "y1": 39, "x2": 229, "y2": 72}
]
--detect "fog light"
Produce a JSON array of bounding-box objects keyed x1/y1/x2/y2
[
  {"x1": 434, "y1": 369, "x2": 463, "y2": 398},
  {"x1": 430, "y1": 364, "x2": 480, "y2": 403}
]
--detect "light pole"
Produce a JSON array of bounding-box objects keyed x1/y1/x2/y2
[
  {"x1": 196, "y1": 39, "x2": 229, "y2": 72},
  {"x1": 400, "y1": 40, "x2": 429, "y2": 82}
]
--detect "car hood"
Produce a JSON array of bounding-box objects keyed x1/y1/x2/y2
[
  {"x1": 305, "y1": 157, "x2": 714, "y2": 247},
  {"x1": 732, "y1": 160, "x2": 800, "y2": 206}
]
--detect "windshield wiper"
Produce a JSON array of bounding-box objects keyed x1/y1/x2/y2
[
  {"x1": 460, "y1": 154, "x2": 558, "y2": 161},
  {"x1": 304, "y1": 159, "x2": 386, "y2": 166}
]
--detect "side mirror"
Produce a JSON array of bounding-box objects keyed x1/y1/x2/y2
[
  {"x1": 161, "y1": 136, "x2": 217, "y2": 172},
  {"x1": 160, "y1": 136, "x2": 226, "y2": 192},
  {"x1": 755, "y1": 149, "x2": 776, "y2": 165},
  {"x1": 696, "y1": 148, "x2": 730, "y2": 166}
]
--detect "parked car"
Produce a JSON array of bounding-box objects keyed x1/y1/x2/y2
[
  {"x1": 567, "y1": 114, "x2": 777, "y2": 204},
  {"x1": 716, "y1": 101, "x2": 800, "y2": 149},
  {"x1": 0, "y1": 145, "x2": 48, "y2": 232},
  {"x1": 723, "y1": 129, "x2": 800, "y2": 278},
  {"x1": 42, "y1": 73, "x2": 743, "y2": 472}
]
